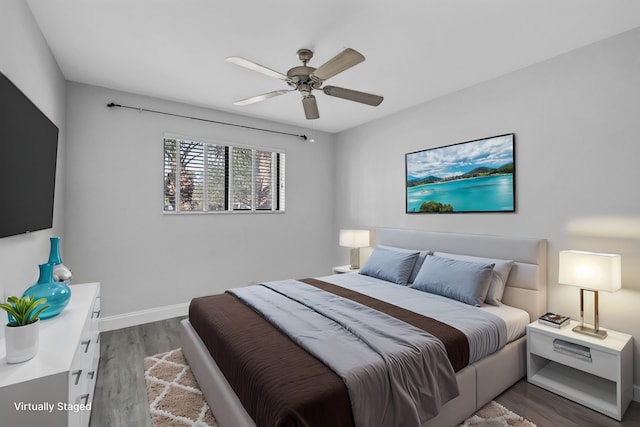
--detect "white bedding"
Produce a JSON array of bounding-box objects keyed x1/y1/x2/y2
[
  {"x1": 319, "y1": 272, "x2": 530, "y2": 345},
  {"x1": 479, "y1": 300, "x2": 530, "y2": 343}
]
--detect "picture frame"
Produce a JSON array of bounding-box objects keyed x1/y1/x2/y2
[{"x1": 405, "y1": 133, "x2": 515, "y2": 213}]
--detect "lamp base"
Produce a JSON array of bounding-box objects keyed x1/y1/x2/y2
[
  {"x1": 349, "y1": 248, "x2": 360, "y2": 270},
  {"x1": 572, "y1": 324, "x2": 608, "y2": 339}
]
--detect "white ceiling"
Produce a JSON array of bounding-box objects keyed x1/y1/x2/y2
[{"x1": 26, "y1": 0, "x2": 640, "y2": 133}]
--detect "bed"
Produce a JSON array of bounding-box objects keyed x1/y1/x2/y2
[{"x1": 180, "y1": 228, "x2": 547, "y2": 427}]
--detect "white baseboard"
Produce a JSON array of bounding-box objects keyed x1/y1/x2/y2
[{"x1": 99, "y1": 302, "x2": 189, "y2": 332}]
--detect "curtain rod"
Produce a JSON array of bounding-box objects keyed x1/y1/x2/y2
[{"x1": 106, "y1": 102, "x2": 310, "y2": 141}]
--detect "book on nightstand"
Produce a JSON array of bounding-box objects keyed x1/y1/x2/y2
[{"x1": 538, "y1": 312, "x2": 570, "y2": 328}]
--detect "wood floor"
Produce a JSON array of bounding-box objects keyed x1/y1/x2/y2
[
  {"x1": 90, "y1": 317, "x2": 185, "y2": 427},
  {"x1": 496, "y1": 378, "x2": 640, "y2": 427},
  {"x1": 89, "y1": 317, "x2": 640, "y2": 427}
]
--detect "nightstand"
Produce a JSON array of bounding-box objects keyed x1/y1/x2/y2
[
  {"x1": 527, "y1": 320, "x2": 633, "y2": 420},
  {"x1": 332, "y1": 265, "x2": 359, "y2": 274}
]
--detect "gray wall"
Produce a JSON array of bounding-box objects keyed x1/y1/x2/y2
[
  {"x1": 335, "y1": 27, "x2": 640, "y2": 387},
  {"x1": 63, "y1": 83, "x2": 336, "y2": 316},
  {"x1": 5, "y1": 0, "x2": 640, "y2": 396},
  {"x1": 0, "y1": 0, "x2": 67, "y2": 310}
]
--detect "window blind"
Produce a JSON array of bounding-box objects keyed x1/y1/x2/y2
[{"x1": 164, "y1": 138, "x2": 285, "y2": 213}]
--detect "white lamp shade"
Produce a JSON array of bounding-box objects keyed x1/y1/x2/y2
[
  {"x1": 558, "y1": 250, "x2": 621, "y2": 292},
  {"x1": 339, "y1": 229, "x2": 370, "y2": 248}
]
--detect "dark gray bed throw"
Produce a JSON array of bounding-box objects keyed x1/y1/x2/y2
[{"x1": 228, "y1": 280, "x2": 459, "y2": 427}]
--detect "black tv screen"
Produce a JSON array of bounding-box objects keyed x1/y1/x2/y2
[{"x1": 0, "y1": 72, "x2": 59, "y2": 238}]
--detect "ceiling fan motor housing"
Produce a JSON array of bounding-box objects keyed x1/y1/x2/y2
[{"x1": 287, "y1": 66, "x2": 322, "y2": 90}]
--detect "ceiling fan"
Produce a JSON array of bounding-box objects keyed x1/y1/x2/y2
[{"x1": 225, "y1": 48, "x2": 383, "y2": 120}]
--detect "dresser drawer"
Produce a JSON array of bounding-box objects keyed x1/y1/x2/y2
[
  {"x1": 91, "y1": 295, "x2": 101, "y2": 321},
  {"x1": 68, "y1": 284, "x2": 101, "y2": 427}
]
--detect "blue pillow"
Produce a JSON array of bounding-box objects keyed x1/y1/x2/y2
[
  {"x1": 359, "y1": 246, "x2": 420, "y2": 285},
  {"x1": 378, "y1": 245, "x2": 432, "y2": 284},
  {"x1": 411, "y1": 255, "x2": 494, "y2": 306},
  {"x1": 434, "y1": 252, "x2": 514, "y2": 306}
]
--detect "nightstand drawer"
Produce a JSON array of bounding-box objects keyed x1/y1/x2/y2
[{"x1": 528, "y1": 330, "x2": 618, "y2": 381}]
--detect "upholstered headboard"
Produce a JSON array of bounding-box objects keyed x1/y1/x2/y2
[{"x1": 374, "y1": 228, "x2": 548, "y2": 320}]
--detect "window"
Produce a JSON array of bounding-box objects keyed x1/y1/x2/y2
[{"x1": 164, "y1": 138, "x2": 285, "y2": 213}]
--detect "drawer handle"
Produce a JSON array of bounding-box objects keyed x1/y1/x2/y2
[
  {"x1": 92, "y1": 309, "x2": 101, "y2": 319},
  {"x1": 72, "y1": 369, "x2": 83, "y2": 385},
  {"x1": 88, "y1": 371, "x2": 95, "y2": 379},
  {"x1": 80, "y1": 394, "x2": 90, "y2": 405},
  {"x1": 82, "y1": 340, "x2": 91, "y2": 353}
]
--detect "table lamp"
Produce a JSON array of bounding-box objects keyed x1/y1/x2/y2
[
  {"x1": 558, "y1": 250, "x2": 621, "y2": 339},
  {"x1": 339, "y1": 229, "x2": 370, "y2": 269}
]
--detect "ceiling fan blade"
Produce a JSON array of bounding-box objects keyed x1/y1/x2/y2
[
  {"x1": 302, "y1": 95, "x2": 319, "y2": 120},
  {"x1": 225, "y1": 56, "x2": 290, "y2": 82},
  {"x1": 233, "y1": 90, "x2": 291, "y2": 106},
  {"x1": 323, "y1": 86, "x2": 383, "y2": 106},
  {"x1": 310, "y1": 48, "x2": 365, "y2": 81}
]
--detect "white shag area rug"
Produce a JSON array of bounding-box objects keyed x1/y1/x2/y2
[{"x1": 144, "y1": 348, "x2": 217, "y2": 426}]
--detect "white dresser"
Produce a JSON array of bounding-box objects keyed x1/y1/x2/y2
[{"x1": 0, "y1": 283, "x2": 101, "y2": 427}]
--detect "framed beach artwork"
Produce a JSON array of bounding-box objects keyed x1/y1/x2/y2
[{"x1": 405, "y1": 133, "x2": 515, "y2": 213}]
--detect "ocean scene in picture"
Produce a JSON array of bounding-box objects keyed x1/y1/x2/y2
[{"x1": 406, "y1": 134, "x2": 515, "y2": 213}]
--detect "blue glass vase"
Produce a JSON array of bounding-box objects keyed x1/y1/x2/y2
[{"x1": 22, "y1": 263, "x2": 71, "y2": 319}]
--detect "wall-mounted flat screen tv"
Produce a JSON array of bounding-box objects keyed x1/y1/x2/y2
[
  {"x1": 0, "y1": 72, "x2": 59, "y2": 238},
  {"x1": 406, "y1": 133, "x2": 515, "y2": 213}
]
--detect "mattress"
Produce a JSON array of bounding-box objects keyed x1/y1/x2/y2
[{"x1": 479, "y1": 299, "x2": 530, "y2": 342}]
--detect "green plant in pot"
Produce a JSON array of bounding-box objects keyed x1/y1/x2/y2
[{"x1": 1, "y1": 295, "x2": 49, "y2": 363}]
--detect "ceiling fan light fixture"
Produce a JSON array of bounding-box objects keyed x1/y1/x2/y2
[
  {"x1": 298, "y1": 82, "x2": 312, "y2": 97},
  {"x1": 226, "y1": 47, "x2": 382, "y2": 119}
]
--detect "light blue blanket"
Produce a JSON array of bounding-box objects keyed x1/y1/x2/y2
[
  {"x1": 228, "y1": 280, "x2": 459, "y2": 427},
  {"x1": 322, "y1": 272, "x2": 509, "y2": 363}
]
